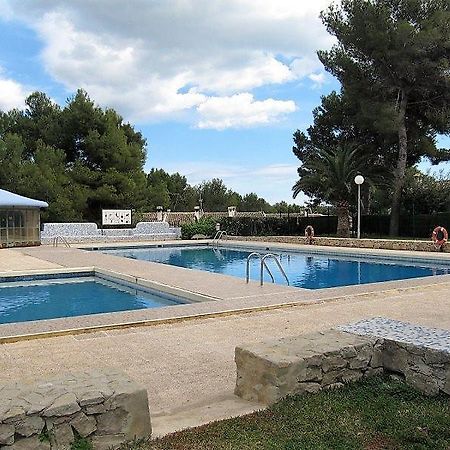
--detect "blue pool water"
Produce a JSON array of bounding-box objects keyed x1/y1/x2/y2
[
  {"x1": 0, "y1": 277, "x2": 184, "y2": 324},
  {"x1": 102, "y1": 245, "x2": 450, "y2": 289}
]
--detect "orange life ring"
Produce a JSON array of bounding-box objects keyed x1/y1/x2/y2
[{"x1": 432, "y1": 226, "x2": 448, "y2": 249}]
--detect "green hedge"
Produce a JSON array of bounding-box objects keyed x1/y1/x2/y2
[
  {"x1": 181, "y1": 217, "x2": 217, "y2": 239},
  {"x1": 219, "y1": 216, "x2": 338, "y2": 236},
  {"x1": 361, "y1": 212, "x2": 450, "y2": 238},
  {"x1": 217, "y1": 212, "x2": 450, "y2": 238}
]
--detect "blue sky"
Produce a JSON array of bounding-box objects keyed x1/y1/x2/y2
[{"x1": 0, "y1": 0, "x2": 448, "y2": 204}]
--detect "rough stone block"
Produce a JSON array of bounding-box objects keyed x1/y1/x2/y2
[
  {"x1": 43, "y1": 393, "x2": 80, "y2": 417},
  {"x1": 0, "y1": 368, "x2": 151, "y2": 450},
  {"x1": 2, "y1": 435, "x2": 51, "y2": 450},
  {"x1": 235, "y1": 329, "x2": 378, "y2": 404},
  {"x1": 0, "y1": 424, "x2": 15, "y2": 446},
  {"x1": 51, "y1": 423, "x2": 74, "y2": 450},
  {"x1": 70, "y1": 412, "x2": 96, "y2": 438},
  {"x1": 15, "y1": 416, "x2": 44, "y2": 437}
]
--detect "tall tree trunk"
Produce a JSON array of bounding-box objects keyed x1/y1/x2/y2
[
  {"x1": 389, "y1": 90, "x2": 408, "y2": 236},
  {"x1": 336, "y1": 204, "x2": 350, "y2": 237}
]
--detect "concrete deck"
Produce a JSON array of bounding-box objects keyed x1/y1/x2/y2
[{"x1": 1, "y1": 240, "x2": 450, "y2": 435}]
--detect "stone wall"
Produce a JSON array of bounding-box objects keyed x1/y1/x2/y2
[
  {"x1": 235, "y1": 318, "x2": 450, "y2": 405},
  {"x1": 226, "y1": 235, "x2": 449, "y2": 253},
  {"x1": 0, "y1": 368, "x2": 151, "y2": 450},
  {"x1": 235, "y1": 330, "x2": 383, "y2": 405}
]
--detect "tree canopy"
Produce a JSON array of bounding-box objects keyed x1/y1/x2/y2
[
  {"x1": 0, "y1": 91, "x2": 287, "y2": 221},
  {"x1": 0, "y1": 90, "x2": 148, "y2": 222},
  {"x1": 293, "y1": 0, "x2": 450, "y2": 235}
]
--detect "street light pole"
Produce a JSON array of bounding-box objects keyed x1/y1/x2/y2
[{"x1": 354, "y1": 175, "x2": 365, "y2": 239}]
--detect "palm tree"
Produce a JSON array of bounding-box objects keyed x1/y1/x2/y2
[{"x1": 293, "y1": 145, "x2": 370, "y2": 237}]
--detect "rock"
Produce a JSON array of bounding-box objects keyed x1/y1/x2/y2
[
  {"x1": 2, "y1": 435, "x2": 50, "y2": 450},
  {"x1": 90, "y1": 434, "x2": 125, "y2": 450},
  {"x1": 348, "y1": 356, "x2": 370, "y2": 370},
  {"x1": 96, "y1": 408, "x2": 128, "y2": 435},
  {"x1": 15, "y1": 416, "x2": 44, "y2": 437},
  {"x1": 340, "y1": 347, "x2": 357, "y2": 358},
  {"x1": 369, "y1": 348, "x2": 384, "y2": 368},
  {"x1": 322, "y1": 355, "x2": 348, "y2": 373},
  {"x1": 0, "y1": 424, "x2": 15, "y2": 446},
  {"x1": 70, "y1": 412, "x2": 97, "y2": 438},
  {"x1": 424, "y1": 348, "x2": 450, "y2": 365},
  {"x1": 323, "y1": 382, "x2": 344, "y2": 391},
  {"x1": 382, "y1": 341, "x2": 409, "y2": 373},
  {"x1": 364, "y1": 367, "x2": 384, "y2": 378},
  {"x1": 405, "y1": 370, "x2": 440, "y2": 396},
  {"x1": 52, "y1": 423, "x2": 74, "y2": 450},
  {"x1": 78, "y1": 391, "x2": 104, "y2": 407},
  {"x1": 84, "y1": 403, "x2": 107, "y2": 415},
  {"x1": 43, "y1": 393, "x2": 80, "y2": 417},
  {"x1": 442, "y1": 378, "x2": 450, "y2": 395},
  {"x1": 2, "y1": 407, "x2": 25, "y2": 423},
  {"x1": 296, "y1": 382, "x2": 321, "y2": 395}
]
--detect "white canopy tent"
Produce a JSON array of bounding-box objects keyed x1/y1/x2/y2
[
  {"x1": 0, "y1": 189, "x2": 48, "y2": 247},
  {"x1": 0, "y1": 189, "x2": 48, "y2": 209}
]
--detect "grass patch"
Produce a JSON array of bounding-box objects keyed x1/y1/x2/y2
[{"x1": 121, "y1": 376, "x2": 450, "y2": 450}]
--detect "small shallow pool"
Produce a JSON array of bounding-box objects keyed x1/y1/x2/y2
[
  {"x1": 100, "y1": 245, "x2": 450, "y2": 289},
  {"x1": 0, "y1": 274, "x2": 186, "y2": 324}
]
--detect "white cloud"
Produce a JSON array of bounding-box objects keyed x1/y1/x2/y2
[
  {"x1": 6, "y1": 0, "x2": 334, "y2": 127},
  {"x1": 0, "y1": 0, "x2": 13, "y2": 19},
  {"x1": 308, "y1": 72, "x2": 327, "y2": 88},
  {"x1": 197, "y1": 93, "x2": 296, "y2": 129},
  {"x1": 0, "y1": 69, "x2": 29, "y2": 111}
]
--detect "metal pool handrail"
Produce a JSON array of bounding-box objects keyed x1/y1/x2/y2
[
  {"x1": 246, "y1": 252, "x2": 274, "y2": 284},
  {"x1": 212, "y1": 230, "x2": 228, "y2": 246},
  {"x1": 260, "y1": 253, "x2": 289, "y2": 286},
  {"x1": 52, "y1": 236, "x2": 71, "y2": 248}
]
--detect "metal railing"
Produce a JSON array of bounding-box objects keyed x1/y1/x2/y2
[
  {"x1": 52, "y1": 236, "x2": 71, "y2": 248},
  {"x1": 246, "y1": 252, "x2": 274, "y2": 284},
  {"x1": 212, "y1": 230, "x2": 228, "y2": 246},
  {"x1": 260, "y1": 253, "x2": 289, "y2": 286}
]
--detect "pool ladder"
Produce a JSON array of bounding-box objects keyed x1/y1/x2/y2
[
  {"x1": 212, "y1": 230, "x2": 227, "y2": 247},
  {"x1": 246, "y1": 252, "x2": 289, "y2": 286},
  {"x1": 52, "y1": 236, "x2": 71, "y2": 248}
]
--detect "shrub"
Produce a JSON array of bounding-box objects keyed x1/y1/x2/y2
[{"x1": 181, "y1": 217, "x2": 217, "y2": 239}]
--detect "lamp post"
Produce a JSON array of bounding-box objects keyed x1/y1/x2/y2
[{"x1": 354, "y1": 175, "x2": 365, "y2": 239}]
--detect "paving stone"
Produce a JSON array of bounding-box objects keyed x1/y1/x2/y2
[{"x1": 0, "y1": 424, "x2": 15, "y2": 446}]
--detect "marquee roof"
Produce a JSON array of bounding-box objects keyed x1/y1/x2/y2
[{"x1": 0, "y1": 189, "x2": 48, "y2": 208}]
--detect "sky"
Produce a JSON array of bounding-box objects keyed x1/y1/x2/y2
[{"x1": 0, "y1": 0, "x2": 448, "y2": 205}]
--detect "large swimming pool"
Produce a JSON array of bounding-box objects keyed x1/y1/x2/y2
[
  {"x1": 0, "y1": 275, "x2": 186, "y2": 324},
  {"x1": 101, "y1": 245, "x2": 450, "y2": 289}
]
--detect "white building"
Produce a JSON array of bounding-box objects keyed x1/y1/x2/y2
[{"x1": 0, "y1": 189, "x2": 48, "y2": 247}]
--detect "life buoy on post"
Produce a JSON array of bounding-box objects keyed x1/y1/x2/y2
[
  {"x1": 305, "y1": 225, "x2": 315, "y2": 245},
  {"x1": 432, "y1": 226, "x2": 448, "y2": 251}
]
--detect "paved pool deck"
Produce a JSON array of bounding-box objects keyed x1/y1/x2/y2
[{"x1": 1, "y1": 240, "x2": 450, "y2": 435}]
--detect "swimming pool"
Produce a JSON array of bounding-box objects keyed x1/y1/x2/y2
[
  {"x1": 0, "y1": 274, "x2": 186, "y2": 324},
  {"x1": 100, "y1": 245, "x2": 450, "y2": 289}
]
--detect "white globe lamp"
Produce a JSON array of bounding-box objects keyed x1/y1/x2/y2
[{"x1": 354, "y1": 175, "x2": 365, "y2": 238}]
